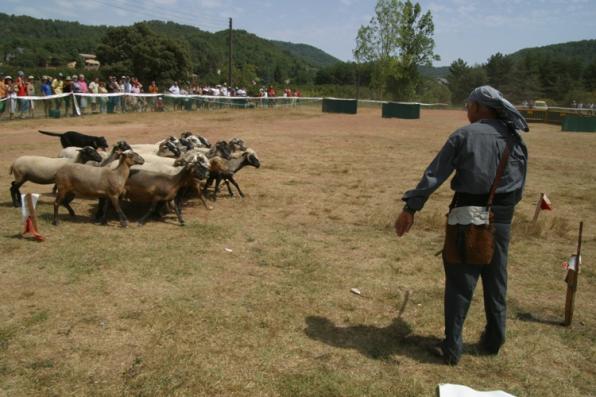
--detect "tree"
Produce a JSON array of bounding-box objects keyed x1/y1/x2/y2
[
  {"x1": 447, "y1": 59, "x2": 487, "y2": 105},
  {"x1": 96, "y1": 23, "x2": 192, "y2": 84},
  {"x1": 353, "y1": 0, "x2": 439, "y2": 100},
  {"x1": 485, "y1": 53, "x2": 514, "y2": 91}
]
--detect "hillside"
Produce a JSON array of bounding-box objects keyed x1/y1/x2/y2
[
  {"x1": 271, "y1": 40, "x2": 340, "y2": 68},
  {"x1": 509, "y1": 39, "x2": 596, "y2": 66},
  {"x1": 0, "y1": 12, "x2": 338, "y2": 84}
]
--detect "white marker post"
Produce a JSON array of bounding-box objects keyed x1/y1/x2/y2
[{"x1": 21, "y1": 193, "x2": 44, "y2": 241}]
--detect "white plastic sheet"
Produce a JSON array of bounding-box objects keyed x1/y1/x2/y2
[{"x1": 438, "y1": 384, "x2": 515, "y2": 397}]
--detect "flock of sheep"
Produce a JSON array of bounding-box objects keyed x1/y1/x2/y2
[{"x1": 9, "y1": 130, "x2": 260, "y2": 227}]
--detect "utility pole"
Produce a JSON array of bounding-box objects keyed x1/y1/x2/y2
[{"x1": 228, "y1": 17, "x2": 233, "y2": 88}]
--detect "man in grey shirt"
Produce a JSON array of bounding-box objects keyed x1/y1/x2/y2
[{"x1": 395, "y1": 86, "x2": 528, "y2": 365}]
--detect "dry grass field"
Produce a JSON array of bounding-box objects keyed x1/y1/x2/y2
[{"x1": 0, "y1": 106, "x2": 594, "y2": 396}]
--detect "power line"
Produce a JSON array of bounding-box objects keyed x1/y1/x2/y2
[
  {"x1": 87, "y1": 0, "x2": 227, "y2": 31},
  {"x1": 116, "y1": 0, "x2": 229, "y2": 27}
]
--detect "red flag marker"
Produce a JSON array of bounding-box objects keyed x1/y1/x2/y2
[{"x1": 540, "y1": 193, "x2": 553, "y2": 210}]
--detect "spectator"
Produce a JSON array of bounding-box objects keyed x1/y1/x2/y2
[
  {"x1": 0, "y1": 74, "x2": 7, "y2": 115},
  {"x1": 121, "y1": 76, "x2": 132, "y2": 112},
  {"x1": 78, "y1": 74, "x2": 88, "y2": 114},
  {"x1": 169, "y1": 81, "x2": 181, "y2": 110},
  {"x1": 98, "y1": 81, "x2": 108, "y2": 113},
  {"x1": 41, "y1": 76, "x2": 52, "y2": 117},
  {"x1": 88, "y1": 77, "x2": 99, "y2": 113},
  {"x1": 63, "y1": 75, "x2": 72, "y2": 116},
  {"x1": 16, "y1": 72, "x2": 28, "y2": 118},
  {"x1": 5, "y1": 76, "x2": 17, "y2": 119},
  {"x1": 26, "y1": 75, "x2": 36, "y2": 118},
  {"x1": 52, "y1": 73, "x2": 64, "y2": 111},
  {"x1": 169, "y1": 81, "x2": 180, "y2": 95},
  {"x1": 148, "y1": 80, "x2": 158, "y2": 93},
  {"x1": 71, "y1": 75, "x2": 81, "y2": 116},
  {"x1": 131, "y1": 77, "x2": 142, "y2": 110},
  {"x1": 267, "y1": 85, "x2": 276, "y2": 97},
  {"x1": 147, "y1": 80, "x2": 158, "y2": 111},
  {"x1": 108, "y1": 76, "x2": 120, "y2": 113}
]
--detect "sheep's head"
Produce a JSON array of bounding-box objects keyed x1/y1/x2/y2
[
  {"x1": 179, "y1": 137, "x2": 194, "y2": 151},
  {"x1": 212, "y1": 140, "x2": 232, "y2": 159},
  {"x1": 245, "y1": 149, "x2": 260, "y2": 168},
  {"x1": 121, "y1": 150, "x2": 145, "y2": 166},
  {"x1": 79, "y1": 146, "x2": 103, "y2": 163},
  {"x1": 164, "y1": 140, "x2": 181, "y2": 157},
  {"x1": 113, "y1": 141, "x2": 132, "y2": 153},
  {"x1": 229, "y1": 137, "x2": 247, "y2": 152},
  {"x1": 193, "y1": 153, "x2": 211, "y2": 180}
]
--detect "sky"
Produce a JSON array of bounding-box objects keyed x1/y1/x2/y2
[{"x1": 2, "y1": 0, "x2": 596, "y2": 66}]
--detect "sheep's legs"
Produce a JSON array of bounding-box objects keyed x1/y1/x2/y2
[
  {"x1": 194, "y1": 181, "x2": 213, "y2": 210},
  {"x1": 138, "y1": 201, "x2": 159, "y2": 225},
  {"x1": 202, "y1": 175, "x2": 215, "y2": 199},
  {"x1": 212, "y1": 176, "x2": 224, "y2": 201},
  {"x1": 95, "y1": 198, "x2": 106, "y2": 222},
  {"x1": 62, "y1": 193, "x2": 76, "y2": 217},
  {"x1": 227, "y1": 176, "x2": 244, "y2": 197},
  {"x1": 109, "y1": 195, "x2": 128, "y2": 228},
  {"x1": 10, "y1": 181, "x2": 23, "y2": 207},
  {"x1": 224, "y1": 180, "x2": 234, "y2": 196},
  {"x1": 52, "y1": 191, "x2": 65, "y2": 225},
  {"x1": 100, "y1": 197, "x2": 110, "y2": 225},
  {"x1": 173, "y1": 196, "x2": 185, "y2": 225}
]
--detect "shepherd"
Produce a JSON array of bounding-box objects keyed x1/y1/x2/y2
[{"x1": 394, "y1": 86, "x2": 529, "y2": 365}]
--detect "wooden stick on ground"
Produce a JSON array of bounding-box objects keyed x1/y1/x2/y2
[
  {"x1": 563, "y1": 221, "x2": 583, "y2": 326},
  {"x1": 532, "y1": 193, "x2": 545, "y2": 223}
]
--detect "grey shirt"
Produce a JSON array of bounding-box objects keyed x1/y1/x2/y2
[{"x1": 403, "y1": 119, "x2": 528, "y2": 211}]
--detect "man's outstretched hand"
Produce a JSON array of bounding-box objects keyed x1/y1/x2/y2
[{"x1": 394, "y1": 211, "x2": 414, "y2": 237}]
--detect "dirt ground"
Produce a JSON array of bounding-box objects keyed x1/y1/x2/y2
[{"x1": 0, "y1": 106, "x2": 594, "y2": 396}]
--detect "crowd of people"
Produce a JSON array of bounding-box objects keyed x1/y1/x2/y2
[{"x1": 0, "y1": 70, "x2": 303, "y2": 119}]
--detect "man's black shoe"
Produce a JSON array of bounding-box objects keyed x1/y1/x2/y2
[
  {"x1": 429, "y1": 342, "x2": 459, "y2": 366},
  {"x1": 478, "y1": 332, "x2": 501, "y2": 355}
]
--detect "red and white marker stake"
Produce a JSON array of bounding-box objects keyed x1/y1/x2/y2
[{"x1": 21, "y1": 193, "x2": 44, "y2": 241}]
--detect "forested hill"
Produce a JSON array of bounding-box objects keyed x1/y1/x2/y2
[
  {"x1": 0, "y1": 12, "x2": 340, "y2": 82},
  {"x1": 270, "y1": 41, "x2": 340, "y2": 68},
  {"x1": 509, "y1": 39, "x2": 596, "y2": 65}
]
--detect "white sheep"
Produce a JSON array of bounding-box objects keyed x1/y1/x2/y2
[{"x1": 9, "y1": 147, "x2": 103, "y2": 207}]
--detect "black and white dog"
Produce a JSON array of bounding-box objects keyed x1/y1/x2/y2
[{"x1": 38, "y1": 130, "x2": 109, "y2": 150}]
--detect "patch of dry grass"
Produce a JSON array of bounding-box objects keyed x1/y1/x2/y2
[{"x1": 0, "y1": 107, "x2": 594, "y2": 396}]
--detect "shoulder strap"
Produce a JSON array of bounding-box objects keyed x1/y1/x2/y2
[{"x1": 487, "y1": 139, "x2": 513, "y2": 208}]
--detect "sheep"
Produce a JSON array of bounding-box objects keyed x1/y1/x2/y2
[
  {"x1": 53, "y1": 150, "x2": 145, "y2": 227},
  {"x1": 9, "y1": 146, "x2": 103, "y2": 207},
  {"x1": 228, "y1": 137, "x2": 247, "y2": 152},
  {"x1": 203, "y1": 149, "x2": 260, "y2": 200},
  {"x1": 123, "y1": 153, "x2": 211, "y2": 225},
  {"x1": 180, "y1": 132, "x2": 210, "y2": 148},
  {"x1": 156, "y1": 137, "x2": 182, "y2": 158},
  {"x1": 60, "y1": 141, "x2": 132, "y2": 162},
  {"x1": 130, "y1": 141, "x2": 164, "y2": 156}
]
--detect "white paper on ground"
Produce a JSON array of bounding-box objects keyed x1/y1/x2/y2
[
  {"x1": 438, "y1": 384, "x2": 516, "y2": 397},
  {"x1": 20, "y1": 193, "x2": 40, "y2": 220}
]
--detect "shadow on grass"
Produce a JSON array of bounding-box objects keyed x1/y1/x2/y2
[
  {"x1": 0, "y1": 201, "x2": 17, "y2": 208},
  {"x1": 305, "y1": 316, "x2": 448, "y2": 364},
  {"x1": 515, "y1": 311, "x2": 564, "y2": 326},
  {"x1": 38, "y1": 212, "x2": 90, "y2": 224}
]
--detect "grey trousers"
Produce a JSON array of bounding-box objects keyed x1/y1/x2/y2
[{"x1": 442, "y1": 222, "x2": 511, "y2": 362}]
